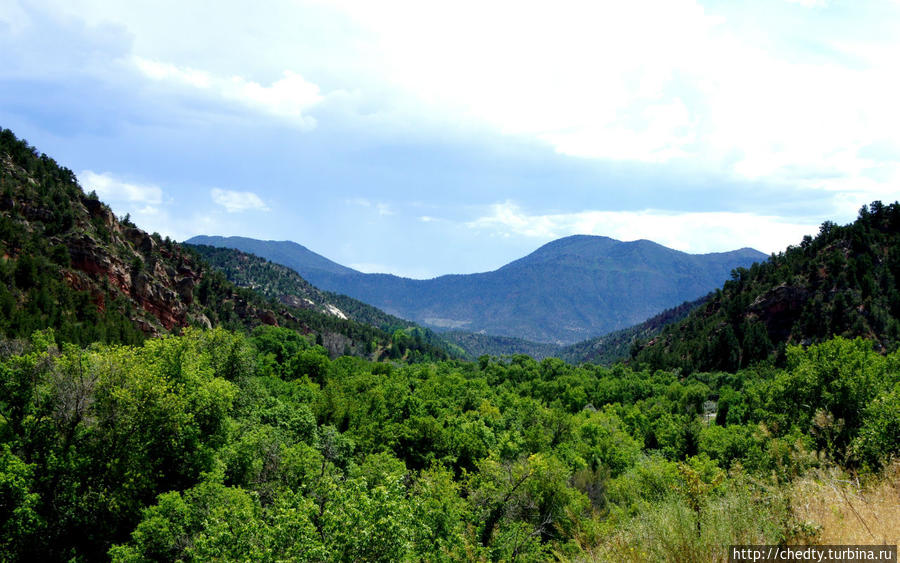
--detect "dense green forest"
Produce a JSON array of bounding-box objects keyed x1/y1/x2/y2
[
  {"x1": 1, "y1": 328, "x2": 897, "y2": 561},
  {"x1": 2, "y1": 128, "x2": 899, "y2": 561},
  {"x1": 634, "y1": 202, "x2": 900, "y2": 373},
  {"x1": 187, "y1": 243, "x2": 463, "y2": 361},
  {"x1": 187, "y1": 244, "x2": 416, "y2": 333},
  {"x1": 559, "y1": 297, "x2": 706, "y2": 365}
]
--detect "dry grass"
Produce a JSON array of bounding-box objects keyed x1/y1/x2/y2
[
  {"x1": 577, "y1": 462, "x2": 899, "y2": 562},
  {"x1": 789, "y1": 460, "x2": 900, "y2": 546},
  {"x1": 579, "y1": 484, "x2": 793, "y2": 562}
]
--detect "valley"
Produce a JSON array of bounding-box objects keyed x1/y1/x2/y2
[{"x1": 1, "y1": 130, "x2": 897, "y2": 561}]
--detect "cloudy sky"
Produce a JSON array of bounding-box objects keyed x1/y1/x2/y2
[{"x1": 3, "y1": 1, "x2": 899, "y2": 278}]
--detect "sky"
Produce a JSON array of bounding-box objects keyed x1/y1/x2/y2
[{"x1": 2, "y1": 0, "x2": 899, "y2": 278}]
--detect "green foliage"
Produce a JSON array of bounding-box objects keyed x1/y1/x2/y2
[
  {"x1": 0, "y1": 444, "x2": 42, "y2": 557},
  {"x1": 636, "y1": 201, "x2": 900, "y2": 373},
  {"x1": 410, "y1": 464, "x2": 469, "y2": 560},
  {"x1": 109, "y1": 481, "x2": 327, "y2": 562},
  {"x1": 851, "y1": 383, "x2": 900, "y2": 470},
  {"x1": 189, "y1": 244, "x2": 457, "y2": 361},
  {"x1": 572, "y1": 408, "x2": 641, "y2": 476},
  {"x1": 1, "y1": 325, "x2": 898, "y2": 560}
]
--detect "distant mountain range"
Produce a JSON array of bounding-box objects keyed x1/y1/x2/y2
[{"x1": 187, "y1": 235, "x2": 766, "y2": 344}]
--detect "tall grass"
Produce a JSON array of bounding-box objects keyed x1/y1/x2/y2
[
  {"x1": 579, "y1": 461, "x2": 898, "y2": 562},
  {"x1": 789, "y1": 460, "x2": 899, "y2": 546},
  {"x1": 580, "y1": 478, "x2": 796, "y2": 562}
]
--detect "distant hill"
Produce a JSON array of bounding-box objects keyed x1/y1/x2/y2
[
  {"x1": 187, "y1": 244, "x2": 414, "y2": 331},
  {"x1": 633, "y1": 201, "x2": 900, "y2": 373},
  {"x1": 188, "y1": 234, "x2": 766, "y2": 344},
  {"x1": 438, "y1": 331, "x2": 564, "y2": 360},
  {"x1": 559, "y1": 296, "x2": 706, "y2": 365},
  {"x1": 188, "y1": 243, "x2": 463, "y2": 359},
  {"x1": 0, "y1": 128, "x2": 448, "y2": 360},
  {"x1": 189, "y1": 243, "x2": 707, "y2": 363}
]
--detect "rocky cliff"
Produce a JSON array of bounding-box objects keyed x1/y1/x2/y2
[{"x1": 0, "y1": 128, "x2": 447, "y2": 359}]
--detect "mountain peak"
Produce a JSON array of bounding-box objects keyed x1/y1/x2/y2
[
  {"x1": 186, "y1": 235, "x2": 357, "y2": 277},
  {"x1": 192, "y1": 233, "x2": 765, "y2": 344}
]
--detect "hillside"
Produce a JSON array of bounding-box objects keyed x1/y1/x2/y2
[
  {"x1": 438, "y1": 330, "x2": 563, "y2": 360},
  {"x1": 0, "y1": 128, "x2": 447, "y2": 360},
  {"x1": 560, "y1": 296, "x2": 706, "y2": 365},
  {"x1": 188, "y1": 243, "x2": 464, "y2": 359},
  {"x1": 187, "y1": 244, "x2": 415, "y2": 331},
  {"x1": 188, "y1": 243, "x2": 707, "y2": 363},
  {"x1": 634, "y1": 201, "x2": 900, "y2": 372},
  {"x1": 188, "y1": 235, "x2": 765, "y2": 344}
]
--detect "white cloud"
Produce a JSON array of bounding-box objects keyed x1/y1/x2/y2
[
  {"x1": 784, "y1": 0, "x2": 825, "y2": 6},
  {"x1": 348, "y1": 262, "x2": 436, "y2": 279},
  {"x1": 77, "y1": 171, "x2": 226, "y2": 242},
  {"x1": 35, "y1": 1, "x2": 900, "y2": 204},
  {"x1": 134, "y1": 57, "x2": 212, "y2": 88},
  {"x1": 18, "y1": 0, "x2": 900, "y2": 234},
  {"x1": 211, "y1": 188, "x2": 270, "y2": 213},
  {"x1": 134, "y1": 57, "x2": 323, "y2": 127},
  {"x1": 324, "y1": 0, "x2": 900, "y2": 204},
  {"x1": 80, "y1": 170, "x2": 163, "y2": 205},
  {"x1": 467, "y1": 201, "x2": 817, "y2": 255},
  {"x1": 346, "y1": 197, "x2": 394, "y2": 216}
]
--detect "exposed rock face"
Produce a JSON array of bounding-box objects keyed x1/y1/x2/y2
[
  {"x1": 125, "y1": 228, "x2": 156, "y2": 255},
  {"x1": 279, "y1": 294, "x2": 314, "y2": 310},
  {"x1": 68, "y1": 234, "x2": 112, "y2": 276},
  {"x1": 258, "y1": 309, "x2": 278, "y2": 326},
  {"x1": 30, "y1": 197, "x2": 206, "y2": 334},
  {"x1": 747, "y1": 283, "x2": 810, "y2": 342},
  {"x1": 1, "y1": 133, "x2": 389, "y2": 361},
  {"x1": 175, "y1": 277, "x2": 195, "y2": 304},
  {"x1": 84, "y1": 198, "x2": 117, "y2": 230},
  {"x1": 194, "y1": 313, "x2": 212, "y2": 329},
  {"x1": 58, "y1": 220, "x2": 296, "y2": 334}
]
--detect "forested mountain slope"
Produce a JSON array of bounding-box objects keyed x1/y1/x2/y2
[
  {"x1": 189, "y1": 243, "x2": 464, "y2": 359},
  {"x1": 188, "y1": 234, "x2": 765, "y2": 344},
  {"x1": 0, "y1": 128, "x2": 447, "y2": 360},
  {"x1": 560, "y1": 296, "x2": 707, "y2": 365},
  {"x1": 3, "y1": 328, "x2": 897, "y2": 561},
  {"x1": 187, "y1": 243, "x2": 415, "y2": 331},
  {"x1": 634, "y1": 201, "x2": 900, "y2": 372},
  {"x1": 188, "y1": 243, "x2": 708, "y2": 363}
]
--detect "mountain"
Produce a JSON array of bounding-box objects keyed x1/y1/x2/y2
[
  {"x1": 187, "y1": 242, "x2": 705, "y2": 363},
  {"x1": 0, "y1": 128, "x2": 449, "y2": 360},
  {"x1": 187, "y1": 243, "x2": 465, "y2": 359},
  {"x1": 633, "y1": 201, "x2": 900, "y2": 373},
  {"x1": 559, "y1": 296, "x2": 706, "y2": 365},
  {"x1": 440, "y1": 297, "x2": 705, "y2": 363},
  {"x1": 187, "y1": 234, "x2": 766, "y2": 344},
  {"x1": 186, "y1": 243, "x2": 414, "y2": 331},
  {"x1": 188, "y1": 236, "x2": 357, "y2": 278},
  {"x1": 438, "y1": 330, "x2": 564, "y2": 360}
]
